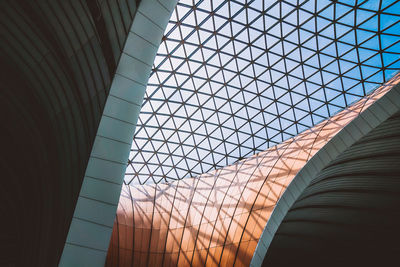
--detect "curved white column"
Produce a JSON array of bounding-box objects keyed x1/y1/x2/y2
[
  {"x1": 250, "y1": 80, "x2": 400, "y2": 266},
  {"x1": 59, "y1": 0, "x2": 177, "y2": 265}
]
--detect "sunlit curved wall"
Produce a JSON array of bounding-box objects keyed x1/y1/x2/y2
[
  {"x1": 260, "y1": 101, "x2": 400, "y2": 267},
  {"x1": 252, "y1": 74, "x2": 400, "y2": 266},
  {"x1": 106, "y1": 74, "x2": 400, "y2": 266}
]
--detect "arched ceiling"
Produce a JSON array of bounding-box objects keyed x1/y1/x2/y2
[{"x1": 126, "y1": 0, "x2": 400, "y2": 184}]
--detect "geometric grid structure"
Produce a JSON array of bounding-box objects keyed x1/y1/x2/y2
[
  {"x1": 108, "y1": 75, "x2": 400, "y2": 267},
  {"x1": 126, "y1": 0, "x2": 400, "y2": 184}
]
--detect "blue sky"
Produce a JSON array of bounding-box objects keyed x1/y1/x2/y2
[{"x1": 126, "y1": 0, "x2": 400, "y2": 184}]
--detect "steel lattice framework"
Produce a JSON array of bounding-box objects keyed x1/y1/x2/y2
[{"x1": 126, "y1": 0, "x2": 400, "y2": 184}]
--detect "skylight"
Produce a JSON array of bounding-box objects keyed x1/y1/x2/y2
[{"x1": 126, "y1": 0, "x2": 400, "y2": 184}]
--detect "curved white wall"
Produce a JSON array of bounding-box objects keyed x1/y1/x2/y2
[
  {"x1": 59, "y1": 0, "x2": 177, "y2": 265},
  {"x1": 250, "y1": 80, "x2": 400, "y2": 266}
]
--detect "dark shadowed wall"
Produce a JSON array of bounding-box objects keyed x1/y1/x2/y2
[{"x1": 0, "y1": 0, "x2": 139, "y2": 265}]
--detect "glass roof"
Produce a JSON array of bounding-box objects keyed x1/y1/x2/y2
[{"x1": 125, "y1": 0, "x2": 400, "y2": 185}]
